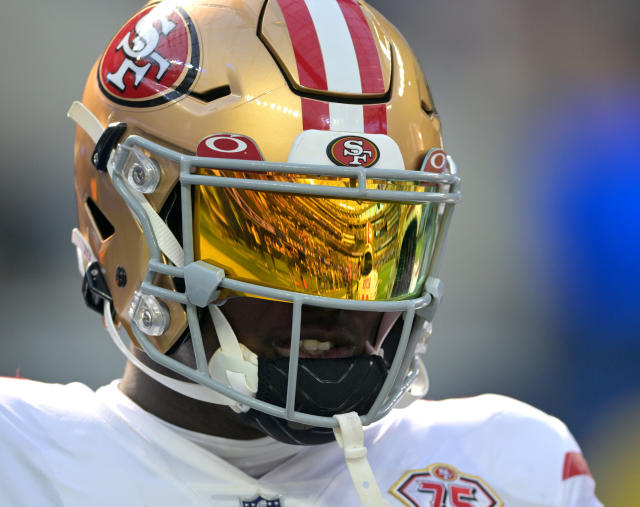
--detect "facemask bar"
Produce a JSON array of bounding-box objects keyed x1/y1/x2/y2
[{"x1": 108, "y1": 133, "x2": 460, "y2": 429}]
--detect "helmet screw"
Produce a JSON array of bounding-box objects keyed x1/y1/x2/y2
[
  {"x1": 126, "y1": 156, "x2": 161, "y2": 194},
  {"x1": 92, "y1": 153, "x2": 99, "y2": 166},
  {"x1": 141, "y1": 309, "x2": 153, "y2": 328},
  {"x1": 128, "y1": 291, "x2": 171, "y2": 336},
  {"x1": 115, "y1": 266, "x2": 127, "y2": 287},
  {"x1": 131, "y1": 164, "x2": 146, "y2": 186}
]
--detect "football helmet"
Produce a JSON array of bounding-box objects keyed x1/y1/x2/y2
[{"x1": 69, "y1": 0, "x2": 460, "y2": 445}]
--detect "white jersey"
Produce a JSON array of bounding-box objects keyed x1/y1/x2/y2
[{"x1": 0, "y1": 378, "x2": 601, "y2": 507}]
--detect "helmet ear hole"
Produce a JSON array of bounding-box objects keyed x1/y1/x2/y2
[{"x1": 85, "y1": 197, "x2": 115, "y2": 240}]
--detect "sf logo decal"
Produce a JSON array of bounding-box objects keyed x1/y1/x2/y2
[
  {"x1": 98, "y1": 4, "x2": 200, "y2": 107},
  {"x1": 106, "y1": 13, "x2": 177, "y2": 92},
  {"x1": 327, "y1": 136, "x2": 380, "y2": 167}
]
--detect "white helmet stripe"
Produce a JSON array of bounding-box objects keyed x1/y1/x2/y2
[
  {"x1": 329, "y1": 102, "x2": 365, "y2": 132},
  {"x1": 303, "y1": 0, "x2": 362, "y2": 94}
]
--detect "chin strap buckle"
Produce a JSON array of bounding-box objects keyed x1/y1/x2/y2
[
  {"x1": 71, "y1": 228, "x2": 113, "y2": 316},
  {"x1": 333, "y1": 412, "x2": 389, "y2": 507},
  {"x1": 82, "y1": 261, "x2": 114, "y2": 315}
]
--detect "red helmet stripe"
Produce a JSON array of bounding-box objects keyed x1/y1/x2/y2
[
  {"x1": 363, "y1": 104, "x2": 387, "y2": 134},
  {"x1": 301, "y1": 98, "x2": 331, "y2": 131},
  {"x1": 336, "y1": 0, "x2": 385, "y2": 95},
  {"x1": 276, "y1": 0, "x2": 328, "y2": 91},
  {"x1": 278, "y1": 0, "x2": 387, "y2": 133}
]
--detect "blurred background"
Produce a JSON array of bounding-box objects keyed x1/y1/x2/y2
[{"x1": 1, "y1": 1, "x2": 638, "y2": 504}]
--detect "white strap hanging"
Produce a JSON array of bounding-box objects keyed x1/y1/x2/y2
[
  {"x1": 71, "y1": 227, "x2": 98, "y2": 275},
  {"x1": 126, "y1": 177, "x2": 185, "y2": 267},
  {"x1": 333, "y1": 412, "x2": 389, "y2": 507},
  {"x1": 67, "y1": 101, "x2": 103, "y2": 144}
]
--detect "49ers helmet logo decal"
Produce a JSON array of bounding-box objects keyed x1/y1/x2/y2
[
  {"x1": 98, "y1": 4, "x2": 200, "y2": 108},
  {"x1": 327, "y1": 136, "x2": 380, "y2": 167}
]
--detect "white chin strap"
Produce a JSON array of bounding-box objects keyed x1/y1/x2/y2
[
  {"x1": 333, "y1": 413, "x2": 389, "y2": 506},
  {"x1": 102, "y1": 299, "x2": 256, "y2": 412},
  {"x1": 207, "y1": 305, "x2": 258, "y2": 398}
]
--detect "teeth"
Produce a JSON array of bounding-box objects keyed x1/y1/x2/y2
[{"x1": 300, "y1": 339, "x2": 334, "y2": 352}]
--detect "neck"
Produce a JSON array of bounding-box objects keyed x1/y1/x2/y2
[{"x1": 119, "y1": 346, "x2": 265, "y2": 440}]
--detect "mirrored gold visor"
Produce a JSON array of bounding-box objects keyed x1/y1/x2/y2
[{"x1": 193, "y1": 168, "x2": 443, "y2": 301}]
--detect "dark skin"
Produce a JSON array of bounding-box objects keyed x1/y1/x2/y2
[{"x1": 119, "y1": 297, "x2": 383, "y2": 439}]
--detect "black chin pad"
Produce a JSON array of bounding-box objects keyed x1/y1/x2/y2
[{"x1": 241, "y1": 355, "x2": 387, "y2": 445}]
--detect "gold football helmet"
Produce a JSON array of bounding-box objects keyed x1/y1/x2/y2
[{"x1": 69, "y1": 0, "x2": 460, "y2": 444}]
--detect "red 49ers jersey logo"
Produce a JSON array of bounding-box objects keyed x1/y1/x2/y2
[
  {"x1": 98, "y1": 4, "x2": 200, "y2": 107},
  {"x1": 390, "y1": 463, "x2": 503, "y2": 507}
]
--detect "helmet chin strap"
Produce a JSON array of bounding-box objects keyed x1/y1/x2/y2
[
  {"x1": 103, "y1": 299, "x2": 246, "y2": 408},
  {"x1": 73, "y1": 224, "x2": 255, "y2": 411},
  {"x1": 207, "y1": 305, "x2": 258, "y2": 398},
  {"x1": 333, "y1": 412, "x2": 389, "y2": 506}
]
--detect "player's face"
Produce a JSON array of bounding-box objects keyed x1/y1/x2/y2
[{"x1": 216, "y1": 297, "x2": 383, "y2": 359}]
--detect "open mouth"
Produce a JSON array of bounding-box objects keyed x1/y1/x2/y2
[{"x1": 274, "y1": 339, "x2": 359, "y2": 359}]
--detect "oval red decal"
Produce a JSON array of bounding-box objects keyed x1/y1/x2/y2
[
  {"x1": 421, "y1": 148, "x2": 448, "y2": 174},
  {"x1": 327, "y1": 136, "x2": 380, "y2": 167},
  {"x1": 98, "y1": 4, "x2": 199, "y2": 107},
  {"x1": 196, "y1": 134, "x2": 264, "y2": 161}
]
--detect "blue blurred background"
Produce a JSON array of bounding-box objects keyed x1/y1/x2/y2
[{"x1": 1, "y1": 1, "x2": 638, "y2": 504}]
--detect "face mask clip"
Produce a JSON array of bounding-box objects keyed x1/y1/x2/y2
[
  {"x1": 184, "y1": 261, "x2": 226, "y2": 307},
  {"x1": 416, "y1": 276, "x2": 442, "y2": 322}
]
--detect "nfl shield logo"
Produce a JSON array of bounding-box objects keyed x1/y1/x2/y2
[{"x1": 241, "y1": 495, "x2": 282, "y2": 507}]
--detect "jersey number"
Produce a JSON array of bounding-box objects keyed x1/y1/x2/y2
[{"x1": 418, "y1": 481, "x2": 476, "y2": 507}]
